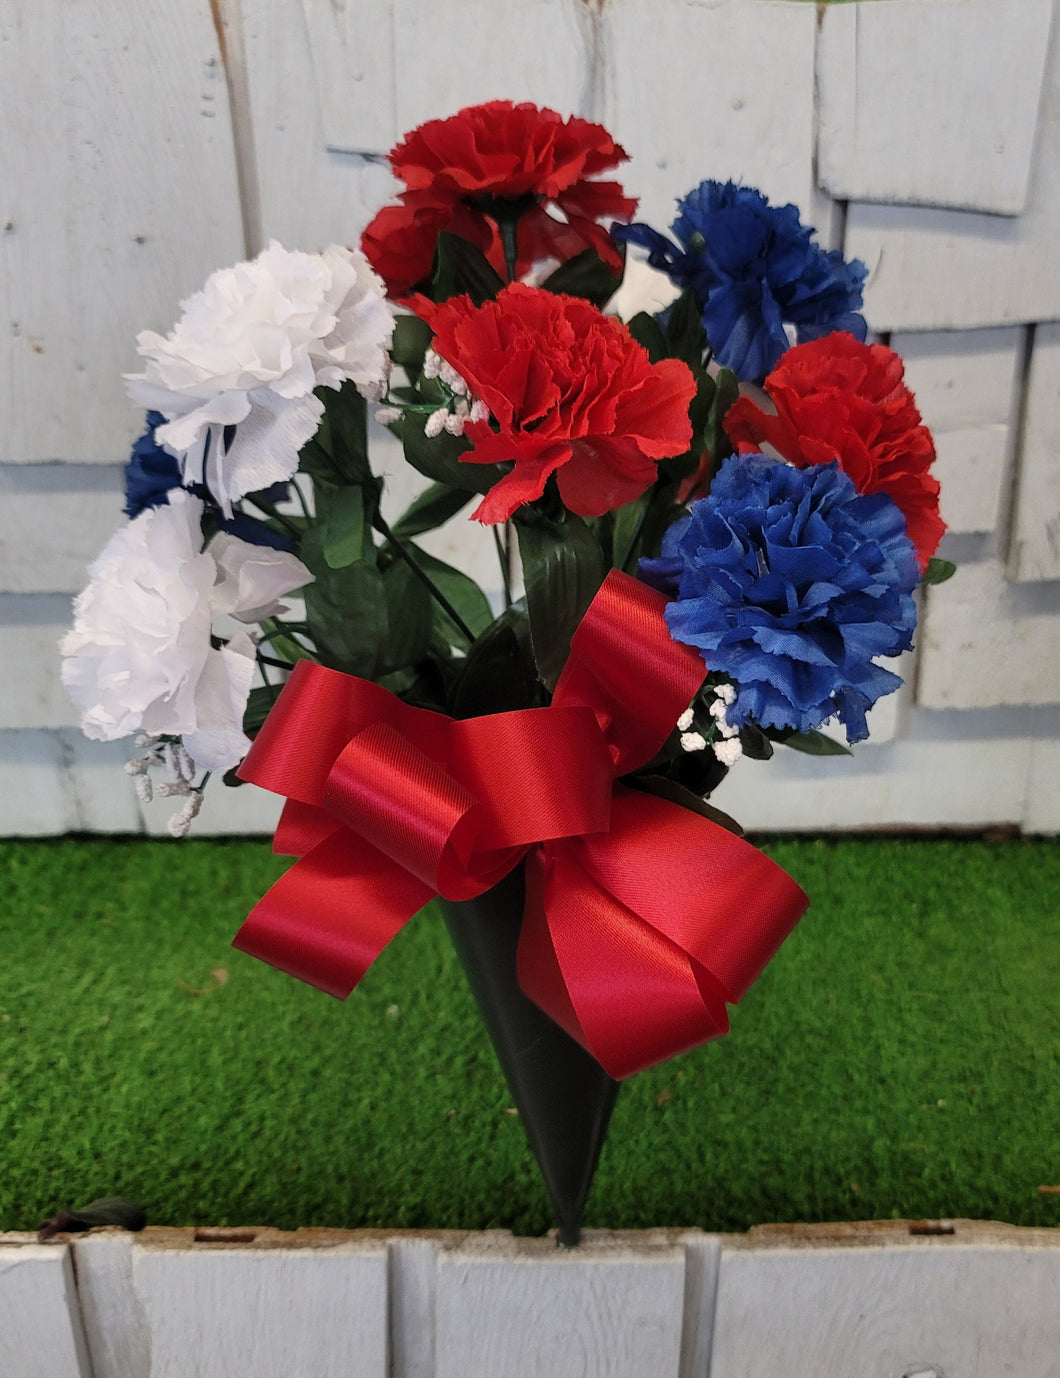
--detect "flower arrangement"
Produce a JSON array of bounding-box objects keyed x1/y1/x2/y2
[{"x1": 61, "y1": 100, "x2": 951, "y2": 1240}]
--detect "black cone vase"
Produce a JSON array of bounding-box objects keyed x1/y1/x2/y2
[{"x1": 438, "y1": 866, "x2": 620, "y2": 1246}]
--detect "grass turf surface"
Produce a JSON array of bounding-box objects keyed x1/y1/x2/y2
[{"x1": 1, "y1": 835, "x2": 1058, "y2": 1236}]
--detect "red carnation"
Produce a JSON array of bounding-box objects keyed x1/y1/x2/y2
[
  {"x1": 723, "y1": 332, "x2": 945, "y2": 569},
  {"x1": 419, "y1": 283, "x2": 696, "y2": 525},
  {"x1": 362, "y1": 101, "x2": 637, "y2": 296}
]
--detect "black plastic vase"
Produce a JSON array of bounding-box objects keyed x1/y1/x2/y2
[{"x1": 438, "y1": 865, "x2": 620, "y2": 1246}]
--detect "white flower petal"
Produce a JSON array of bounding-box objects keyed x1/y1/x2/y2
[
  {"x1": 183, "y1": 635, "x2": 257, "y2": 773},
  {"x1": 209, "y1": 532, "x2": 313, "y2": 622}
]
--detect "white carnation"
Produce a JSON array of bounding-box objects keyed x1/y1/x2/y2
[
  {"x1": 126, "y1": 241, "x2": 394, "y2": 514},
  {"x1": 60, "y1": 490, "x2": 313, "y2": 773}
]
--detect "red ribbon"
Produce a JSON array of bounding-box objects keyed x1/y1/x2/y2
[{"x1": 235, "y1": 570, "x2": 808, "y2": 1079}]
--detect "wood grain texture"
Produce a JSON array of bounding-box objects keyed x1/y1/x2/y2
[
  {"x1": 0, "y1": 730, "x2": 142, "y2": 835},
  {"x1": 131, "y1": 1239, "x2": 389, "y2": 1377},
  {"x1": 70, "y1": 1233, "x2": 151, "y2": 1378},
  {"x1": 896, "y1": 327, "x2": 1022, "y2": 535},
  {"x1": 918, "y1": 559, "x2": 1060, "y2": 708},
  {"x1": 817, "y1": 0, "x2": 1052, "y2": 216},
  {"x1": 1009, "y1": 322, "x2": 1060, "y2": 582},
  {"x1": 388, "y1": 1237, "x2": 439, "y2": 1378},
  {"x1": 243, "y1": 0, "x2": 399, "y2": 251},
  {"x1": 301, "y1": 0, "x2": 397, "y2": 153},
  {"x1": 0, "y1": 465, "x2": 126, "y2": 595},
  {"x1": 604, "y1": 0, "x2": 824, "y2": 236},
  {"x1": 712, "y1": 708, "x2": 1036, "y2": 831},
  {"x1": 0, "y1": 596, "x2": 77, "y2": 730},
  {"x1": 0, "y1": 0, "x2": 245, "y2": 465},
  {"x1": 392, "y1": 0, "x2": 587, "y2": 134},
  {"x1": 0, "y1": 1243, "x2": 92, "y2": 1378},
  {"x1": 710, "y1": 1240, "x2": 1060, "y2": 1378},
  {"x1": 434, "y1": 1232, "x2": 685, "y2": 1378},
  {"x1": 846, "y1": 1, "x2": 1060, "y2": 331}
]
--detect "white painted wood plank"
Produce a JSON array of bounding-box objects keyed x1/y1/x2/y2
[
  {"x1": 0, "y1": 596, "x2": 77, "y2": 729},
  {"x1": 1010, "y1": 321, "x2": 1060, "y2": 583},
  {"x1": 388, "y1": 1237, "x2": 438, "y2": 1378},
  {"x1": 0, "y1": 466, "x2": 125, "y2": 595},
  {"x1": 131, "y1": 1240, "x2": 389, "y2": 1378},
  {"x1": 894, "y1": 327, "x2": 1022, "y2": 535},
  {"x1": 1025, "y1": 717, "x2": 1060, "y2": 833},
  {"x1": 711, "y1": 1241, "x2": 1060, "y2": 1378},
  {"x1": 0, "y1": 731, "x2": 142, "y2": 835},
  {"x1": 139, "y1": 773, "x2": 282, "y2": 837},
  {"x1": 0, "y1": 0, "x2": 245, "y2": 465},
  {"x1": 917, "y1": 559, "x2": 1060, "y2": 708},
  {"x1": 817, "y1": 0, "x2": 1052, "y2": 216},
  {"x1": 845, "y1": 1, "x2": 1060, "y2": 332},
  {"x1": 0, "y1": 731, "x2": 73, "y2": 834},
  {"x1": 896, "y1": 328, "x2": 1023, "y2": 432},
  {"x1": 70, "y1": 1233, "x2": 151, "y2": 1378},
  {"x1": 242, "y1": 0, "x2": 399, "y2": 253},
  {"x1": 677, "y1": 1232, "x2": 721, "y2": 1378},
  {"x1": 713, "y1": 709, "x2": 1034, "y2": 832},
  {"x1": 434, "y1": 1232, "x2": 685, "y2": 1378},
  {"x1": 605, "y1": 0, "x2": 825, "y2": 242},
  {"x1": 300, "y1": 0, "x2": 397, "y2": 152},
  {"x1": 0, "y1": 1243, "x2": 92, "y2": 1378},
  {"x1": 392, "y1": 0, "x2": 587, "y2": 136}
]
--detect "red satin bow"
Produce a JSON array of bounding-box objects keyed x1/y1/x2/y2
[{"x1": 235, "y1": 570, "x2": 808, "y2": 1079}]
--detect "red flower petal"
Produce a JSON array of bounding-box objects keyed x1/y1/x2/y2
[
  {"x1": 723, "y1": 333, "x2": 945, "y2": 568},
  {"x1": 417, "y1": 285, "x2": 697, "y2": 524}
]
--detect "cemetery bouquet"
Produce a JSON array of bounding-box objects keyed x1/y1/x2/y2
[{"x1": 60, "y1": 101, "x2": 950, "y2": 1239}]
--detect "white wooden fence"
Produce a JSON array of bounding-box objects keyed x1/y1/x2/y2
[
  {"x1": 2, "y1": 0, "x2": 1059, "y2": 835},
  {"x1": 3, "y1": 1221, "x2": 1060, "y2": 1378}
]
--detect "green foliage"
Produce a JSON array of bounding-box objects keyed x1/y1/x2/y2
[
  {"x1": 922, "y1": 557, "x2": 957, "y2": 586},
  {"x1": 540, "y1": 247, "x2": 625, "y2": 308},
  {"x1": 392, "y1": 482, "x2": 474, "y2": 540},
  {"x1": 401, "y1": 415, "x2": 501, "y2": 493},
  {"x1": 779, "y1": 728, "x2": 853, "y2": 757},
  {"x1": 431, "y1": 231, "x2": 505, "y2": 306},
  {"x1": 516, "y1": 511, "x2": 607, "y2": 690}
]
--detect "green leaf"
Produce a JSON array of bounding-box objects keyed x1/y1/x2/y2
[
  {"x1": 737, "y1": 719, "x2": 774, "y2": 762},
  {"x1": 780, "y1": 728, "x2": 852, "y2": 757},
  {"x1": 922, "y1": 557, "x2": 957, "y2": 586},
  {"x1": 381, "y1": 559, "x2": 434, "y2": 672},
  {"x1": 631, "y1": 775, "x2": 744, "y2": 837},
  {"x1": 516, "y1": 513, "x2": 607, "y2": 690},
  {"x1": 401, "y1": 415, "x2": 502, "y2": 494},
  {"x1": 539, "y1": 247, "x2": 624, "y2": 308},
  {"x1": 390, "y1": 313, "x2": 433, "y2": 371},
  {"x1": 625, "y1": 311, "x2": 668, "y2": 364},
  {"x1": 300, "y1": 526, "x2": 387, "y2": 676},
  {"x1": 703, "y1": 367, "x2": 739, "y2": 468},
  {"x1": 611, "y1": 490, "x2": 653, "y2": 570},
  {"x1": 665, "y1": 287, "x2": 708, "y2": 369},
  {"x1": 392, "y1": 482, "x2": 474, "y2": 540},
  {"x1": 449, "y1": 604, "x2": 541, "y2": 717},
  {"x1": 319, "y1": 485, "x2": 366, "y2": 569},
  {"x1": 242, "y1": 684, "x2": 284, "y2": 736},
  {"x1": 408, "y1": 543, "x2": 494, "y2": 645},
  {"x1": 432, "y1": 231, "x2": 505, "y2": 306},
  {"x1": 316, "y1": 383, "x2": 372, "y2": 484}
]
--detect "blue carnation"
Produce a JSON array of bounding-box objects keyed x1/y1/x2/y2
[
  {"x1": 640, "y1": 456, "x2": 919, "y2": 743},
  {"x1": 124, "y1": 412, "x2": 184, "y2": 517},
  {"x1": 614, "y1": 181, "x2": 867, "y2": 383},
  {"x1": 124, "y1": 413, "x2": 296, "y2": 550}
]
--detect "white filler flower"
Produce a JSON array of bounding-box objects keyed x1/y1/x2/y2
[
  {"x1": 60, "y1": 491, "x2": 312, "y2": 773},
  {"x1": 126, "y1": 242, "x2": 394, "y2": 513}
]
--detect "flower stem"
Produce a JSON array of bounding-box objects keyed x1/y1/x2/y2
[
  {"x1": 373, "y1": 512, "x2": 477, "y2": 646},
  {"x1": 493, "y1": 524, "x2": 513, "y2": 609}
]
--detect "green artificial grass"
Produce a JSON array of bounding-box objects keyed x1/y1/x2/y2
[{"x1": 1, "y1": 835, "x2": 1058, "y2": 1236}]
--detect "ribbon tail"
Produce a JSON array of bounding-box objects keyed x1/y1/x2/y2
[
  {"x1": 233, "y1": 827, "x2": 433, "y2": 999},
  {"x1": 520, "y1": 845, "x2": 730, "y2": 1080},
  {"x1": 518, "y1": 789, "x2": 809, "y2": 1080}
]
